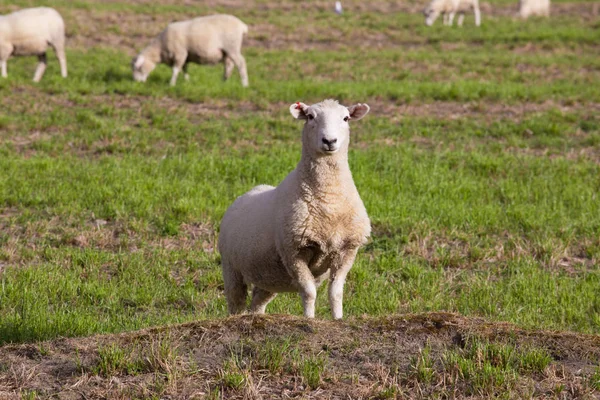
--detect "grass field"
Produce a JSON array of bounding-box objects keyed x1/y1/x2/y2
[{"x1": 1, "y1": 0, "x2": 599, "y2": 398}]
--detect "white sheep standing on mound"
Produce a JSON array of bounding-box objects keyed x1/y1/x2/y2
[
  {"x1": 519, "y1": 0, "x2": 550, "y2": 19},
  {"x1": 132, "y1": 14, "x2": 248, "y2": 87},
  {"x1": 0, "y1": 7, "x2": 67, "y2": 82},
  {"x1": 424, "y1": 0, "x2": 482, "y2": 26},
  {"x1": 219, "y1": 100, "x2": 372, "y2": 319}
]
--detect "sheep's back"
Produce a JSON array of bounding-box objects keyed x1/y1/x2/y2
[
  {"x1": 1, "y1": 8, "x2": 64, "y2": 48},
  {"x1": 163, "y1": 15, "x2": 246, "y2": 62}
]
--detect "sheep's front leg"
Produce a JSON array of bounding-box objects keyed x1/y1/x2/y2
[
  {"x1": 170, "y1": 54, "x2": 187, "y2": 86},
  {"x1": 457, "y1": 13, "x2": 465, "y2": 26},
  {"x1": 287, "y1": 248, "x2": 318, "y2": 318},
  {"x1": 474, "y1": 7, "x2": 482, "y2": 26},
  {"x1": 250, "y1": 287, "x2": 277, "y2": 314},
  {"x1": 170, "y1": 66, "x2": 181, "y2": 86},
  {"x1": 33, "y1": 53, "x2": 47, "y2": 82},
  {"x1": 329, "y1": 248, "x2": 359, "y2": 320},
  {"x1": 447, "y1": 11, "x2": 456, "y2": 26},
  {"x1": 1, "y1": 44, "x2": 13, "y2": 78},
  {"x1": 443, "y1": 13, "x2": 449, "y2": 25}
]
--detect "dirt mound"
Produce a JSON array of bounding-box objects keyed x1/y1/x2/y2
[{"x1": 1, "y1": 313, "x2": 599, "y2": 399}]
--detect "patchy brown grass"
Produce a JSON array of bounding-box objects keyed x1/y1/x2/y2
[
  {"x1": 2, "y1": 90, "x2": 600, "y2": 163},
  {"x1": 372, "y1": 224, "x2": 599, "y2": 274},
  {"x1": 2, "y1": 88, "x2": 599, "y2": 124},
  {"x1": 0, "y1": 212, "x2": 216, "y2": 267},
  {"x1": 1, "y1": 0, "x2": 594, "y2": 53},
  {"x1": 0, "y1": 313, "x2": 598, "y2": 399},
  {"x1": 2, "y1": 208, "x2": 597, "y2": 273}
]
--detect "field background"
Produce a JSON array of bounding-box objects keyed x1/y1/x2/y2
[{"x1": 1, "y1": 0, "x2": 599, "y2": 398}]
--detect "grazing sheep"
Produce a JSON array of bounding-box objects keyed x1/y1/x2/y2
[
  {"x1": 0, "y1": 7, "x2": 67, "y2": 82},
  {"x1": 519, "y1": 0, "x2": 550, "y2": 18},
  {"x1": 219, "y1": 100, "x2": 371, "y2": 319},
  {"x1": 132, "y1": 14, "x2": 249, "y2": 87},
  {"x1": 424, "y1": 0, "x2": 482, "y2": 26}
]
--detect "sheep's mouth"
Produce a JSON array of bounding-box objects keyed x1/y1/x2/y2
[{"x1": 321, "y1": 147, "x2": 339, "y2": 154}]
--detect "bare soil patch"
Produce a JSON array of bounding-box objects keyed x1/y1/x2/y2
[{"x1": 0, "y1": 313, "x2": 598, "y2": 399}]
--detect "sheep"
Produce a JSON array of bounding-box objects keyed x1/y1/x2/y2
[
  {"x1": 0, "y1": 7, "x2": 67, "y2": 82},
  {"x1": 132, "y1": 14, "x2": 249, "y2": 87},
  {"x1": 424, "y1": 0, "x2": 482, "y2": 26},
  {"x1": 218, "y1": 100, "x2": 371, "y2": 320},
  {"x1": 518, "y1": 0, "x2": 550, "y2": 19}
]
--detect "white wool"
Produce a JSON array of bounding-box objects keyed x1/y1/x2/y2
[
  {"x1": 0, "y1": 7, "x2": 67, "y2": 81},
  {"x1": 219, "y1": 100, "x2": 372, "y2": 319},
  {"x1": 519, "y1": 0, "x2": 550, "y2": 19},
  {"x1": 131, "y1": 14, "x2": 249, "y2": 87},
  {"x1": 423, "y1": 0, "x2": 481, "y2": 26}
]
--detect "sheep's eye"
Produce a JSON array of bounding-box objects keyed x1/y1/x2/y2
[
  {"x1": 308, "y1": 114, "x2": 315, "y2": 120},
  {"x1": 343, "y1": 116, "x2": 349, "y2": 122}
]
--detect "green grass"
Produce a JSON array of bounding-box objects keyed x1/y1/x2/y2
[
  {"x1": 0, "y1": 0, "x2": 599, "y2": 349},
  {"x1": 1, "y1": 46, "x2": 599, "y2": 104},
  {"x1": 441, "y1": 338, "x2": 553, "y2": 396},
  {"x1": 410, "y1": 345, "x2": 436, "y2": 384}
]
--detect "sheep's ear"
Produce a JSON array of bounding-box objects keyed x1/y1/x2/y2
[
  {"x1": 290, "y1": 102, "x2": 309, "y2": 120},
  {"x1": 347, "y1": 103, "x2": 370, "y2": 121},
  {"x1": 133, "y1": 55, "x2": 145, "y2": 69}
]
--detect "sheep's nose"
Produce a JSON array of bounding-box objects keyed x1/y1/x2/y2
[{"x1": 322, "y1": 138, "x2": 337, "y2": 146}]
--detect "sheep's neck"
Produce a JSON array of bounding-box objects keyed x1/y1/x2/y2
[
  {"x1": 299, "y1": 152, "x2": 352, "y2": 197},
  {"x1": 141, "y1": 40, "x2": 161, "y2": 63}
]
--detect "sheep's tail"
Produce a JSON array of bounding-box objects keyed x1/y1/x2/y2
[{"x1": 242, "y1": 22, "x2": 249, "y2": 36}]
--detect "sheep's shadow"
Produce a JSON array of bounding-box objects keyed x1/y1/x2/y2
[{"x1": 101, "y1": 67, "x2": 131, "y2": 84}]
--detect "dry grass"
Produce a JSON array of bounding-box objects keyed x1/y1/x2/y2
[{"x1": 0, "y1": 313, "x2": 598, "y2": 398}]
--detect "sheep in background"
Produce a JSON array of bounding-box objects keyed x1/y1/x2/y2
[
  {"x1": 519, "y1": 0, "x2": 550, "y2": 18},
  {"x1": 219, "y1": 100, "x2": 372, "y2": 319},
  {"x1": 0, "y1": 7, "x2": 67, "y2": 82},
  {"x1": 132, "y1": 14, "x2": 248, "y2": 87},
  {"x1": 424, "y1": 0, "x2": 482, "y2": 26}
]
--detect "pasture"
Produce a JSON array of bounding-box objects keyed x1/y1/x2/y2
[{"x1": 0, "y1": 0, "x2": 599, "y2": 398}]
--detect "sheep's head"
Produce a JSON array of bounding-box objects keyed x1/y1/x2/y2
[
  {"x1": 131, "y1": 55, "x2": 156, "y2": 82},
  {"x1": 423, "y1": 2, "x2": 440, "y2": 25},
  {"x1": 290, "y1": 100, "x2": 370, "y2": 156}
]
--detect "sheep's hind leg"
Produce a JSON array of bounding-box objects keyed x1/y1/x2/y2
[
  {"x1": 0, "y1": 60, "x2": 6, "y2": 78},
  {"x1": 33, "y1": 53, "x2": 47, "y2": 82},
  {"x1": 229, "y1": 53, "x2": 249, "y2": 87},
  {"x1": 457, "y1": 13, "x2": 465, "y2": 26},
  {"x1": 223, "y1": 56, "x2": 235, "y2": 81},
  {"x1": 223, "y1": 267, "x2": 248, "y2": 315},
  {"x1": 249, "y1": 287, "x2": 277, "y2": 314},
  {"x1": 52, "y1": 43, "x2": 67, "y2": 78},
  {"x1": 443, "y1": 13, "x2": 449, "y2": 25}
]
